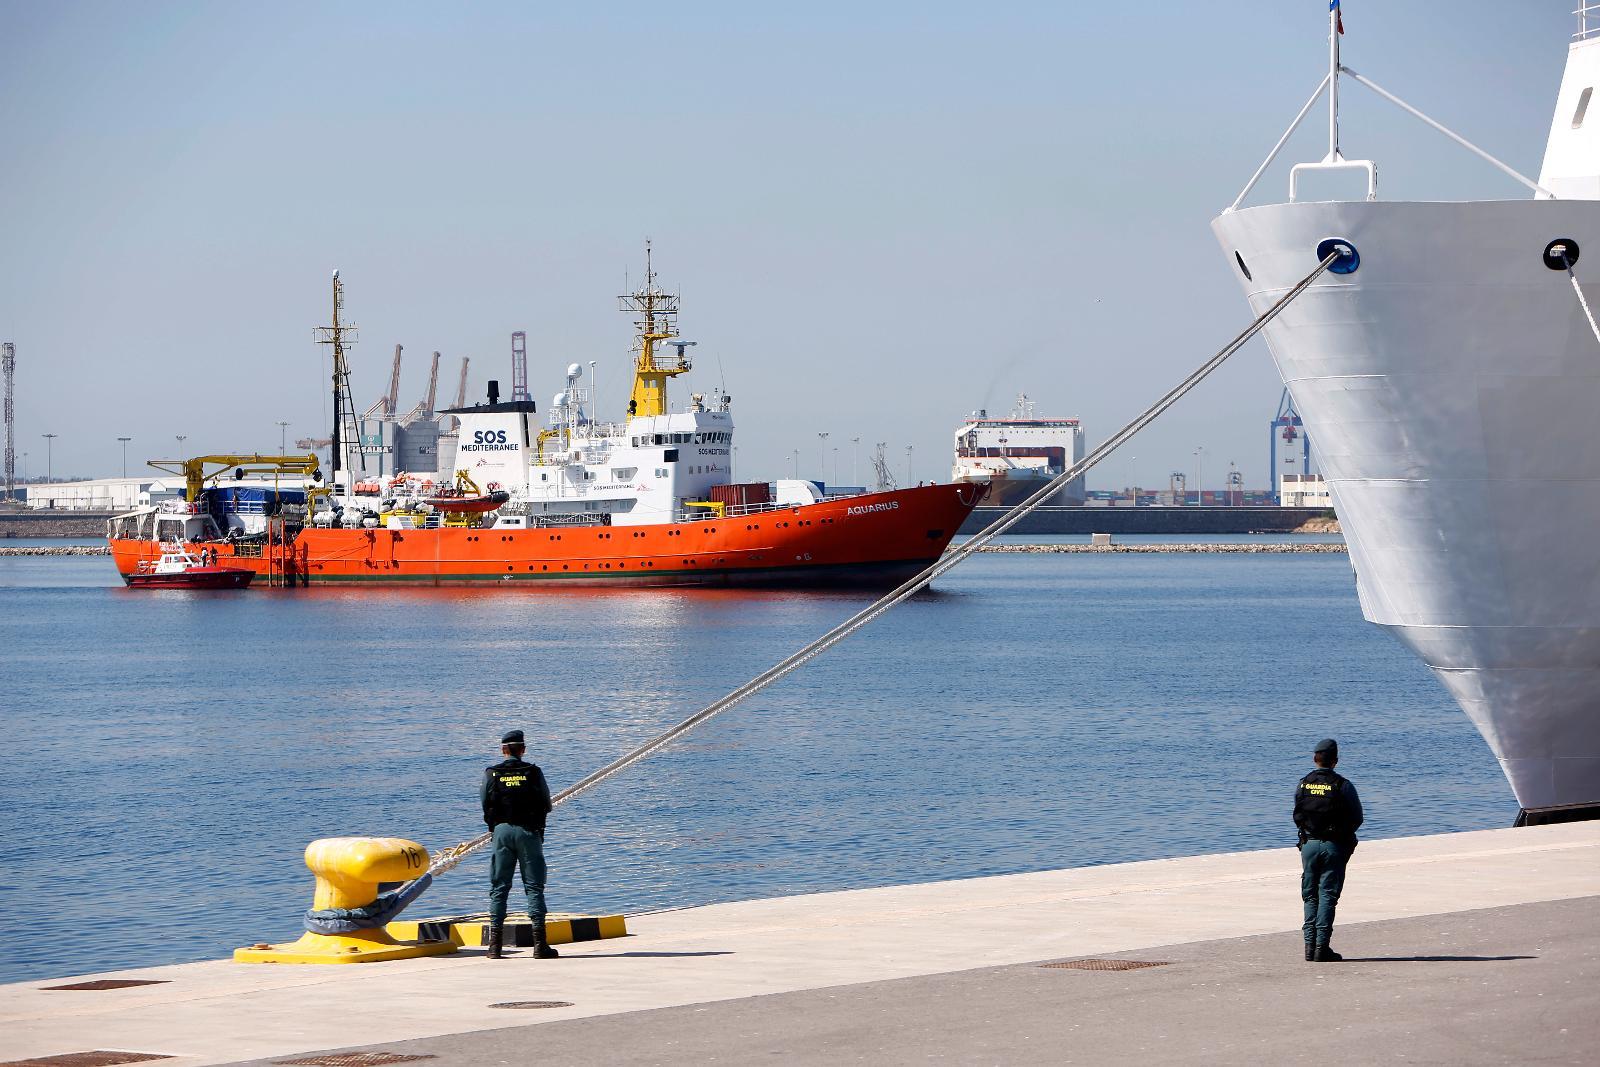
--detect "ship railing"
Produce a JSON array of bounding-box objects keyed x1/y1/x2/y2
[
  {"x1": 528, "y1": 511, "x2": 611, "y2": 528},
  {"x1": 1580, "y1": 3, "x2": 1600, "y2": 40}
]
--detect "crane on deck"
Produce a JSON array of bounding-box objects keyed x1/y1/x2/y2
[{"x1": 146, "y1": 453, "x2": 323, "y2": 503}]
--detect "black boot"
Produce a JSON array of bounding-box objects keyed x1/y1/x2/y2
[
  {"x1": 531, "y1": 916, "x2": 560, "y2": 959},
  {"x1": 486, "y1": 923, "x2": 504, "y2": 959},
  {"x1": 1304, "y1": 941, "x2": 1315, "y2": 962},
  {"x1": 1313, "y1": 943, "x2": 1343, "y2": 962}
]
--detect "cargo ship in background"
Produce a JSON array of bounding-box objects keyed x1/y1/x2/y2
[
  {"x1": 107, "y1": 250, "x2": 982, "y2": 587},
  {"x1": 1213, "y1": 4, "x2": 1600, "y2": 821},
  {"x1": 951, "y1": 395, "x2": 1085, "y2": 506}
]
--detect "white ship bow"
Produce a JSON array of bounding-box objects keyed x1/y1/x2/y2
[{"x1": 1212, "y1": 6, "x2": 1600, "y2": 818}]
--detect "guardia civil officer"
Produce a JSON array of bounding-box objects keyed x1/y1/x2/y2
[
  {"x1": 1293, "y1": 737, "x2": 1364, "y2": 962},
  {"x1": 482, "y1": 729, "x2": 558, "y2": 960}
]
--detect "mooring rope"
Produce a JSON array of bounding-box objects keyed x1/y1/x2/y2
[
  {"x1": 425, "y1": 250, "x2": 1341, "y2": 879},
  {"x1": 1558, "y1": 249, "x2": 1600, "y2": 350}
]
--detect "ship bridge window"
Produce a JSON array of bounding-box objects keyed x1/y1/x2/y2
[
  {"x1": 1575, "y1": 86, "x2": 1594, "y2": 128},
  {"x1": 613, "y1": 467, "x2": 637, "y2": 481}
]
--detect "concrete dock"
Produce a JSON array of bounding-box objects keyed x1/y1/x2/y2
[{"x1": 4, "y1": 823, "x2": 1596, "y2": 1066}]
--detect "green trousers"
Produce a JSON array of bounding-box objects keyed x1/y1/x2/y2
[
  {"x1": 1300, "y1": 838, "x2": 1348, "y2": 947},
  {"x1": 488, "y1": 822, "x2": 547, "y2": 926}
]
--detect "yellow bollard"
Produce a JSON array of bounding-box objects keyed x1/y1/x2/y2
[{"x1": 234, "y1": 837, "x2": 457, "y2": 964}]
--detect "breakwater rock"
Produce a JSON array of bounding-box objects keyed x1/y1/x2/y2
[
  {"x1": 0, "y1": 545, "x2": 111, "y2": 556},
  {"x1": 975, "y1": 542, "x2": 1347, "y2": 554}
]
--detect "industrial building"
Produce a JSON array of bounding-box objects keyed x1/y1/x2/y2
[
  {"x1": 24, "y1": 476, "x2": 310, "y2": 511},
  {"x1": 1279, "y1": 473, "x2": 1331, "y2": 508},
  {"x1": 351, "y1": 345, "x2": 469, "y2": 481}
]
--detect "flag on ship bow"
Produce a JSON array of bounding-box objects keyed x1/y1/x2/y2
[{"x1": 1330, "y1": 0, "x2": 1344, "y2": 35}]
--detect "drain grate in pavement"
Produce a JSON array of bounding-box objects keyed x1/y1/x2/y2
[
  {"x1": 1041, "y1": 959, "x2": 1172, "y2": 971},
  {"x1": 43, "y1": 980, "x2": 170, "y2": 992},
  {"x1": 489, "y1": 1001, "x2": 574, "y2": 1010},
  {"x1": 0, "y1": 1053, "x2": 173, "y2": 1067},
  {"x1": 274, "y1": 1056, "x2": 436, "y2": 1066}
]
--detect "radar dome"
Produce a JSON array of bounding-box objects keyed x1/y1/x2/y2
[
  {"x1": 566, "y1": 362, "x2": 583, "y2": 379},
  {"x1": 553, "y1": 391, "x2": 567, "y2": 408}
]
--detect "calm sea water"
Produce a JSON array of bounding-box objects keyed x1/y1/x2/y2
[{"x1": 0, "y1": 541, "x2": 1510, "y2": 984}]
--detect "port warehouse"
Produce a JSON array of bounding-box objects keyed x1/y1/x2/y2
[{"x1": 11, "y1": 476, "x2": 308, "y2": 512}]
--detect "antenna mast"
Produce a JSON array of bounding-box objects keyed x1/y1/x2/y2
[
  {"x1": 315, "y1": 270, "x2": 364, "y2": 480},
  {"x1": 1327, "y1": 0, "x2": 1342, "y2": 161},
  {"x1": 2, "y1": 343, "x2": 14, "y2": 502},
  {"x1": 619, "y1": 241, "x2": 688, "y2": 419}
]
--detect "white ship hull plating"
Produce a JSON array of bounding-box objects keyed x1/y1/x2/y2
[{"x1": 1214, "y1": 200, "x2": 1600, "y2": 813}]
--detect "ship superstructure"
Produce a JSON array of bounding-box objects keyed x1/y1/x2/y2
[
  {"x1": 951, "y1": 394, "x2": 1085, "y2": 506},
  {"x1": 445, "y1": 248, "x2": 740, "y2": 526},
  {"x1": 1212, "y1": 4, "x2": 1600, "y2": 820}
]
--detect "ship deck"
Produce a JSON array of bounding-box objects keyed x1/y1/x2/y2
[{"x1": 4, "y1": 822, "x2": 1595, "y2": 1065}]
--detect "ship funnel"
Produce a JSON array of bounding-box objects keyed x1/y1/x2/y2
[{"x1": 487, "y1": 379, "x2": 500, "y2": 405}]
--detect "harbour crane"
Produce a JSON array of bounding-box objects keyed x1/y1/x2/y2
[
  {"x1": 399, "y1": 352, "x2": 441, "y2": 426},
  {"x1": 511, "y1": 332, "x2": 528, "y2": 402},
  {"x1": 442, "y1": 356, "x2": 471, "y2": 432},
  {"x1": 454, "y1": 356, "x2": 470, "y2": 409},
  {"x1": 362, "y1": 344, "x2": 403, "y2": 420}
]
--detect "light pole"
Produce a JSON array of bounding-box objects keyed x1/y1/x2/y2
[
  {"x1": 277, "y1": 421, "x2": 290, "y2": 455},
  {"x1": 905, "y1": 445, "x2": 914, "y2": 485},
  {"x1": 176, "y1": 434, "x2": 187, "y2": 456},
  {"x1": 589, "y1": 361, "x2": 598, "y2": 421},
  {"x1": 1193, "y1": 447, "x2": 1205, "y2": 506},
  {"x1": 832, "y1": 446, "x2": 839, "y2": 486},
  {"x1": 42, "y1": 434, "x2": 57, "y2": 484},
  {"x1": 851, "y1": 437, "x2": 860, "y2": 485},
  {"x1": 792, "y1": 449, "x2": 799, "y2": 478},
  {"x1": 818, "y1": 432, "x2": 829, "y2": 484},
  {"x1": 1129, "y1": 454, "x2": 1137, "y2": 506},
  {"x1": 117, "y1": 437, "x2": 132, "y2": 478}
]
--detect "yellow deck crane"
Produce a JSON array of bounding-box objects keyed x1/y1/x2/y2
[{"x1": 146, "y1": 454, "x2": 324, "y2": 506}]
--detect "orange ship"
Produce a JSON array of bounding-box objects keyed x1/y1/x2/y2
[{"x1": 108, "y1": 255, "x2": 983, "y2": 588}]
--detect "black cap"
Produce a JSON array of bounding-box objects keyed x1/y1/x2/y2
[
  {"x1": 501, "y1": 729, "x2": 525, "y2": 746},
  {"x1": 1314, "y1": 738, "x2": 1338, "y2": 757}
]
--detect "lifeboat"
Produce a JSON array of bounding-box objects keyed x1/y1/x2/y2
[
  {"x1": 423, "y1": 472, "x2": 509, "y2": 513},
  {"x1": 422, "y1": 489, "x2": 510, "y2": 513}
]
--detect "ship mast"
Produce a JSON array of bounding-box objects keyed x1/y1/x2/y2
[
  {"x1": 619, "y1": 241, "x2": 689, "y2": 418},
  {"x1": 315, "y1": 269, "x2": 363, "y2": 483}
]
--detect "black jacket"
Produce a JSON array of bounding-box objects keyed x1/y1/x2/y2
[
  {"x1": 482, "y1": 757, "x2": 552, "y2": 833},
  {"x1": 1293, "y1": 766, "x2": 1364, "y2": 852}
]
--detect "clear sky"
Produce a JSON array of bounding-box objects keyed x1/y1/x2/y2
[{"x1": 0, "y1": 1, "x2": 1574, "y2": 488}]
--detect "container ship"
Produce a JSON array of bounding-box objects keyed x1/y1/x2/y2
[
  {"x1": 950, "y1": 395, "x2": 1085, "y2": 506},
  {"x1": 108, "y1": 253, "x2": 983, "y2": 587},
  {"x1": 1212, "y1": 4, "x2": 1600, "y2": 821}
]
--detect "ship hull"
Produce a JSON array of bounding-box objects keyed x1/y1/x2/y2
[
  {"x1": 1214, "y1": 199, "x2": 1600, "y2": 815},
  {"x1": 953, "y1": 475, "x2": 1080, "y2": 508},
  {"x1": 109, "y1": 483, "x2": 982, "y2": 591}
]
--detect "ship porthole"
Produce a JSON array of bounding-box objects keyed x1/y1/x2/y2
[
  {"x1": 1316, "y1": 238, "x2": 1360, "y2": 274},
  {"x1": 1234, "y1": 251, "x2": 1253, "y2": 281},
  {"x1": 1544, "y1": 238, "x2": 1581, "y2": 270}
]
